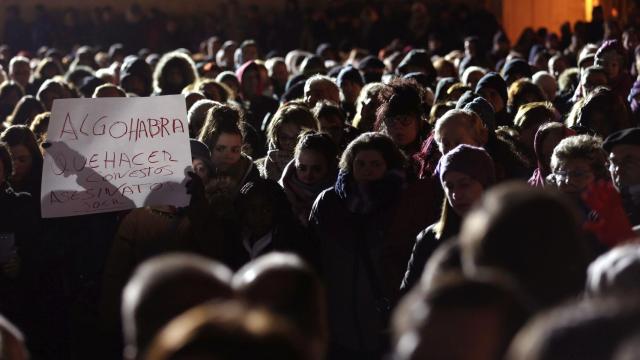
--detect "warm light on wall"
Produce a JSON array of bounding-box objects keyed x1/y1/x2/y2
[{"x1": 585, "y1": 0, "x2": 601, "y2": 21}]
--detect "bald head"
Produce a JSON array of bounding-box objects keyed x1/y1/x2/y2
[
  {"x1": 304, "y1": 75, "x2": 340, "y2": 107},
  {"x1": 121, "y1": 253, "x2": 234, "y2": 360}
]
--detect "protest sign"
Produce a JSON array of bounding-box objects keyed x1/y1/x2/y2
[{"x1": 41, "y1": 95, "x2": 192, "y2": 218}]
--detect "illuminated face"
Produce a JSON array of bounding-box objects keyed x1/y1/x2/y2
[
  {"x1": 352, "y1": 149, "x2": 387, "y2": 184},
  {"x1": 552, "y1": 158, "x2": 596, "y2": 196},
  {"x1": 211, "y1": 133, "x2": 242, "y2": 171},
  {"x1": 8, "y1": 144, "x2": 32, "y2": 183},
  {"x1": 442, "y1": 171, "x2": 485, "y2": 216},
  {"x1": 609, "y1": 144, "x2": 640, "y2": 191},
  {"x1": 437, "y1": 119, "x2": 481, "y2": 155},
  {"x1": 295, "y1": 149, "x2": 329, "y2": 186}
]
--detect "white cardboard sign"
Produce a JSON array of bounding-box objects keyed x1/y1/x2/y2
[{"x1": 41, "y1": 95, "x2": 191, "y2": 218}]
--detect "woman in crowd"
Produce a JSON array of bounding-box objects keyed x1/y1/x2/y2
[
  {"x1": 401, "y1": 144, "x2": 496, "y2": 292},
  {"x1": 528, "y1": 122, "x2": 575, "y2": 187},
  {"x1": 4, "y1": 96, "x2": 45, "y2": 128},
  {"x1": 0, "y1": 82, "x2": 25, "y2": 129},
  {"x1": 198, "y1": 103, "x2": 260, "y2": 197},
  {"x1": 279, "y1": 131, "x2": 338, "y2": 226},
  {"x1": 309, "y1": 132, "x2": 435, "y2": 359},
  {"x1": 548, "y1": 134, "x2": 635, "y2": 250},
  {"x1": 260, "y1": 103, "x2": 318, "y2": 181},
  {"x1": 375, "y1": 78, "x2": 429, "y2": 165},
  {"x1": 0, "y1": 125, "x2": 43, "y2": 199}
]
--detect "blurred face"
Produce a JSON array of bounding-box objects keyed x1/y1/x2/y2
[
  {"x1": 272, "y1": 62, "x2": 289, "y2": 85},
  {"x1": 243, "y1": 193, "x2": 274, "y2": 236},
  {"x1": 277, "y1": 122, "x2": 301, "y2": 153},
  {"x1": 352, "y1": 149, "x2": 387, "y2": 184},
  {"x1": 609, "y1": 144, "x2": 640, "y2": 191},
  {"x1": 8, "y1": 144, "x2": 32, "y2": 182},
  {"x1": 581, "y1": 71, "x2": 608, "y2": 97},
  {"x1": 478, "y1": 87, "x2": 504, "y2": 113},
  {"x1": 549, "y1": 57, "x2": 567, "y2": 79},
  {"x1": 192, "y1": 158, "x2": 210, "y2": 182},
  {"x1": 552, "y1": 158, "x2": 596, "y2": 196},
  {"x1": 319, "y1": 114, "x2": 344, "y2": 145},
  {"x1": 241, "y1": 68, "x2": 260, "y2": 99},
  {"x1": 122, "y1": 75, "x2": 147, "y2": 96},
  {"x1": 437, "y1": 120, "x2": 481, "y2": 155},
  {"x1": 595, "y1": 51, "x2": 621, "y2": 80},
  {"x1": 295, "y1": 149, "x2": 329, "y2": 186},
  {"x1": 10, "y1": 62, "x2": 30, "y2": 88},
  {"x1": 340, "y1": 80, "x2": 362, "y2": 104},
  {"x1": 166, "y1": 65, "x2": 185, "y2": 91},
  {"x1": 212, "y1": 133, "x2": 242, "y2": 171},
  {"x1": 443, "y1": 171, "x2": 484, "y2": 216},
  {"x1": 385, "y1": 115, "x2": 419, "y2": 147}
]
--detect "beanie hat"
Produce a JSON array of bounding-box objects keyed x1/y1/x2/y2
[
  {"x1": 475, "y1": 72, "x2": 508, "y2": 106},
  {"x1": 464, "y1": 96, "x2": 496, "y2": 132},
  {"x1": 434, "y1": 77, "x2": 458, "y2": 102},
  {"x1": 337, "y1": 66, "x2": 364, "y2": 87},
  {"x1": 456, "y1": 90, "x2": 479, "y2": 109},
  {"x1": 501, "y1": 59, "x2": 532, "y2": 85},
  {"x1": 437, "y1": 144, "x2": 496, "y2": 188}
]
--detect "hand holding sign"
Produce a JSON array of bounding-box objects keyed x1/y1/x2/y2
[{"x1": 41, "y1": 95, "x2": 191, "y2": 218}]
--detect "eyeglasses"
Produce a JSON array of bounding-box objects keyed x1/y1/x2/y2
[
  {"x1": 552, "y1": 169, "x2": 593, "y2": 182},
  {"x1": 383, "y1": 115, "x2": 415, "y2": 127}
]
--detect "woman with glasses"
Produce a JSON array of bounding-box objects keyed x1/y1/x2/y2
[
  {"x1": 548, "y1": 134, "x2": 634, "y2": 251},
  {"x1": 375, "y1": 78, "x2": 429, "y2": 173}
]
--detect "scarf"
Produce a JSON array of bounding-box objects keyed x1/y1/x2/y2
[
  {"x1": 335, "y1": 169, "x2": 406, "y2": 215},
  {"x1": 279, "y1": 160, "x2": 334, "y2": 225}
]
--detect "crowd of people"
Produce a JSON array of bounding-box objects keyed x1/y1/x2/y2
[{"x1": 0, "y1": 1, "x2": 639, "y2": 360}]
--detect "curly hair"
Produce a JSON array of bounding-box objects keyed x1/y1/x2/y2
[{"x1": 551, "y1": 134, "x2": 608, "y2": 180}]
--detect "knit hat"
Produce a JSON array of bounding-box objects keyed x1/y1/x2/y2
[
  {"x1": 337, "y1": 66, "x2": 364, "y2": 87},
  {"x1": 359, "y1": 55, "x2": 385, "y2": 71},
  {"x1": 463, "y1": 96, "x2": 496, "y2": 132},
  {"x1": 456, "y1": 90, "x2": 479, "y2": 109},
  {"x1": 501, "y1": 59, "x2": 532, "y2": 85},
  {"x1": 475, "y1": 72, "x2": 508, "y2": 105},
  {"x1": 595, "y1": 39, "x2": 627, "y2": 60},
  {"x1": 437, "y1": 144, "x2": 496, "y2": 188},
  {"x1": 434, "y1": 77, "x2": 458, "y2": 102},
  {"x1": 404, "y1": 72, "x2": 431, "y2": 89}
]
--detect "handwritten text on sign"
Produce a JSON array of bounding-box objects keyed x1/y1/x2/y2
[{"x1": 41, "y1": 95, "x2": 191, "y2": 218}]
